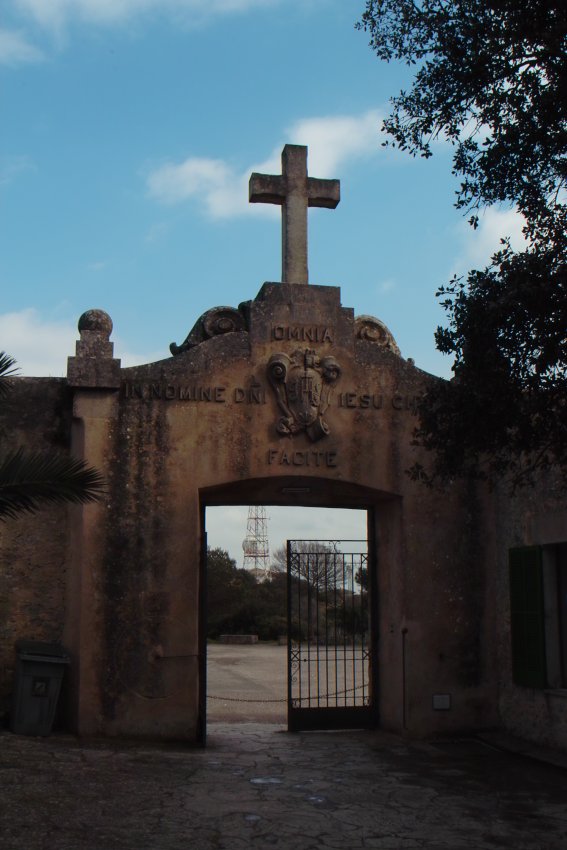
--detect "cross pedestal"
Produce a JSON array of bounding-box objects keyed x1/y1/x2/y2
[{"x1": 249, "y1": 145, "x2": 340, "y2": 285}]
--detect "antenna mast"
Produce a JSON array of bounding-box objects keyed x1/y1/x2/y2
[{"x1": 242, "y1": 505, "x2": 270, "y2": 574}]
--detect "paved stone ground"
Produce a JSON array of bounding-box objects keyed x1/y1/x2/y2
[{"x1": 1, "y1": 723, "x2": 566, "y2": 849}]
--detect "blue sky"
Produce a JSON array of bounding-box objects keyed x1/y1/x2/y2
[
  {"x1": 0, "y1": 0, "x2": 526, "y2": 379},
  {"x1": 0, "y1": 0, "x2": 525, "y2": 562}
]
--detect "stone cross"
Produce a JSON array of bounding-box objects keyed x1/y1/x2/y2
[{"x1": 249, "y1": 144, "x2": 340, "y2": 285}]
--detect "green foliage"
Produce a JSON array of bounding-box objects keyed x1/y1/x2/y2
[
  {"x1": 206, "y1": 547, "x2": 287, "y2": 640},
  {"x1": 358, "y1": 1, "x2": 565, "y2": 223},
  {"x1": 358, "y1": 2, "x2": 567, "y2": 486},
  {"x1": 0, "y1": 352, "x2": 18, "y2": 398},
  {"x1": 355, "y1": 566, "x2": 368, "y2": 591},
  {"x1": 413, "y1": 241, "x2": 567, "y2": 486},
  {"x1": 207, "y1": 546, "x2": 369, "y2": 643},
  {"x1": 0, "y1": 351, "x2": 105, "y2": 519},
  {"x1": 0, "y1": 448, "x2": 106, "y2": 520}
]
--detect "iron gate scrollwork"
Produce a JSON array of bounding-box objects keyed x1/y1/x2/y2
[{"x1": 287, "y1": 539, "x2": 376, "y2": 731}]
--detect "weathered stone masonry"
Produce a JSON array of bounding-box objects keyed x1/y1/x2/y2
[{"x1": 1, "y1": 143, "x2": 565, "y2": 750}]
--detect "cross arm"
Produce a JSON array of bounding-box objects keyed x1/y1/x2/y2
[
  {"x1": 307, "y1": 178, "x2": 340, "y2": 209},
  {"x1": 249, "y1": 173, "x2": 285, "y2": 206}
]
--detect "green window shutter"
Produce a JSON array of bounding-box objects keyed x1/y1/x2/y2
[{"x1": 509, "y1": 546, "x2": 547, "y2": 688}]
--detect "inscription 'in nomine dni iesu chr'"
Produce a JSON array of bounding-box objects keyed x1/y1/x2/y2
[
  {"x1": 121, "y1": 382, "x2": 266, "y2": 404},
  {"x1": 271, "y1": 325, "x2": 333, "y2": 343}
]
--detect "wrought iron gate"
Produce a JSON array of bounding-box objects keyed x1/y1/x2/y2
[{"x1": 287, "y1": 540, "x2": 376, "y2": 731}]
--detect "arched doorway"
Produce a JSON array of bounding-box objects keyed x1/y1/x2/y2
[{"x1": 199, "y1": 476, "x2": 388, "y2": 742}]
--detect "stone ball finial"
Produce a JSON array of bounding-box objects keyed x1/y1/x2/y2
[
  {"x1": 69, "y1": 308, "x2": 120, "y2": 386},
  {"x1": 78, "y1": 309, "x2": 113, "y2": 338}
]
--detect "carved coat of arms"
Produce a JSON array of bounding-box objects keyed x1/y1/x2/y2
[{"x1": 267, "y1": 349, "x2": 341, "y2": 442}]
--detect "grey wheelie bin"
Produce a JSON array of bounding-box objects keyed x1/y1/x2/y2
[{"x1": 10, "y1": 641, "x2": 70, "y2": 736}]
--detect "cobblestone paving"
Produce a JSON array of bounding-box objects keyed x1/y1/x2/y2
[{"x1": 1, "y1": 723, "x2": 566, "y2": 849}]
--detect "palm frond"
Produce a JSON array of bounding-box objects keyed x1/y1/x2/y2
[
  {"x1": 0, "y1": 352, "x2": 19, "y2": 398},
  {"x1": 0, "y1": 448, "x2": 105, "y2": 520}
]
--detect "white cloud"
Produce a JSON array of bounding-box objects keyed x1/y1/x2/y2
[
  {"x1": 0, "y1": 308, "x2": 164, "y2": 376},
  {"x1": 0, "y1": 155, "x2": 35, "y2": 186},
  {"x1": 0, "y1": 29, "x2": 43, "y2": 66},
  {"x1": 13, "y1": 0, "x2": 280, "y2": 32},
  {"x1": 0, "y1": 309, "x2": 77, "y2": 377},
  {"x1": 450, "y1": 207, "x2": 529, "y2": 276},
  {"x1": 289, "y1": 111, "x2": 382, "y2": 176},
  {"x1": 147, "y1": 157, "x2": 238, "y2": 215},
  {"x1": 377, "y1": 279, "x2": 396, "y2": 295},
  {"x1": 147, "y1": 109, "x2": 383, "y2": 218}
]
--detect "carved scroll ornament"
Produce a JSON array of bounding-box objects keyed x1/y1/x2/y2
[
  {"x1": 354, "y1": 315, "x2": 400, "y2": 355},
  {"x1": 170, "y1": 305, "x2": 248, "y2": 355}
]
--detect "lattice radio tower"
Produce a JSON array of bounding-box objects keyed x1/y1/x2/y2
[{"x1": 242, "y1": 505, "x2": 270, "y2": 574}]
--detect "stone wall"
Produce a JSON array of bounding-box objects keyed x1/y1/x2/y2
[
  {"x1": 493, "y1": 471, "x2": 567, "y2": 751},
  {"x1": 1, "y1": 285, "x2": 563, "y2": 749},
  {"x1": 0, "y1": 379, "x2": 71, "y2": 717},
  {"x1": 59, "y1": 285, "x2": 500, "y2": 740}
]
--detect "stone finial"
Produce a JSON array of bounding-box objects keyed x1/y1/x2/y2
[
  {"x1": 75, "y1": 310, "x2": 114, "y2": 358},
  {"x1": 67, "y1": 309, "x2": 121, "y2": 388},
  {"x1": 78, "y1": 309, "x2": 113, "y2": 336}
]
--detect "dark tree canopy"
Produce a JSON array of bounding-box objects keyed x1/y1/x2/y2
[
  {"x1": 207, "y1": 547, "x2": 287, "y2": 640},
  {"x1": 358, "y1": 1, "x2": 567, "y2": 487}
]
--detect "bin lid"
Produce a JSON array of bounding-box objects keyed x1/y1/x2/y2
[{"x1": 16, "y1": 640, "x2": 70, "y2": 663}]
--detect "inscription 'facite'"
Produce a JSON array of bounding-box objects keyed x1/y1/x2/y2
[{"x1": 267, "y1": 449, "x2": 338, "y2": 467}]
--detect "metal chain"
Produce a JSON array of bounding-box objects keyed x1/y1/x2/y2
[
  {"x1": 207, "y1": 694, "x2": 287, "y2": 703},
  {"x1": 207, "y1": 682, "x2": 367, "y2": 704}
]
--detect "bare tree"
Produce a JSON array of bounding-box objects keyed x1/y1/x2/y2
[{"x1": 271, "y1": 542, "x2": 343, "y2": 590}]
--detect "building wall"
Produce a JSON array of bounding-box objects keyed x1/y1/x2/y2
[
  {"x1": 1, "y1": 285, "x2": 563, "y2": 748},
  {"x1": 59, "y1": 285, "x2": 499, "y2": 740},
  {"x1": 494, "y1": 474, "x2": 567, "y2": 751}
]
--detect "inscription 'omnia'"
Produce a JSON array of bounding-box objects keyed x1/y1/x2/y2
[{"x1": 272, "y1": 325, "x2": 333, "y2": 343}]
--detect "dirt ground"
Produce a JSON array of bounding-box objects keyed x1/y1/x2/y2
[{"x1": 207, "y1": 642, "x2": 288, "y2": 724}]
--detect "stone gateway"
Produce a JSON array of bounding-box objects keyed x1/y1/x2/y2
[{"x1": 1, "y1": 146, "x2": 566, "y2": 751}]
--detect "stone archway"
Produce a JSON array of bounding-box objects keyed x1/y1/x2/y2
[
  {"x1": 59, "y1": 146, "x2": 495, "y2": 742},
  {"x1": 198, "y1": 476, "x2": 400, "y2": 741}
]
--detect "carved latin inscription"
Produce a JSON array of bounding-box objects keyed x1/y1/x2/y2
[
  {"x1": 122, "y1": 382, "x2": 266, "y2": 404},
  {"x1": 337, "y1": 392, "x2": 421, "y2": 412},
  {"x1": 267, "y1": 449, "x2": 338, "y2": 467},
  {"x1": 271, "y1": 325, "x2": 333, "y2": 343},
  {"x1": 121, "y1": 382, "x2": 420, "y2": 413}
]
